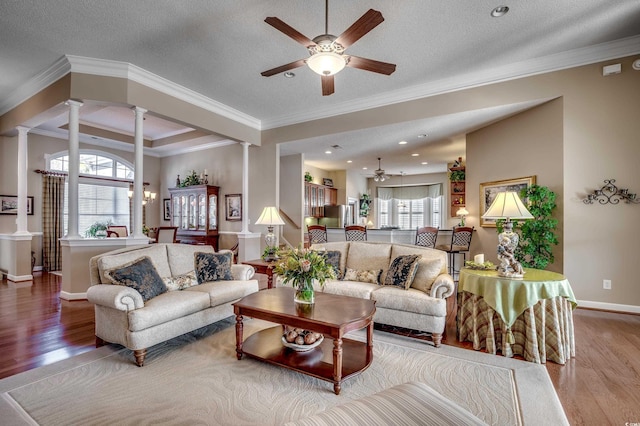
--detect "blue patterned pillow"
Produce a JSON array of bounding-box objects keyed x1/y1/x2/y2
[
  {"x1": 383, "y1": 254, "x2": 422, "y2": 289},
  {"x1": 317, "y1": 250, "x2": 342, "y2": 280},
  {"x1": 194, "y1": 251, "x2": 233, "y2": 284},
  {"x1": 105, "y1": 256, "x2": 167, "y2": 302}
]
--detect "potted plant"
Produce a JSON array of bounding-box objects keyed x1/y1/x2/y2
[
  {"x1": 304, "y1": 171, "x2": 313, "y2": 183},
  {"x1": 85, "y1": 220, "x2": 113, "y2": 238},
  {"x1": 449, "y1": 170, "x2": 465, "y2": 182},
  {"x1": 497, "y1": 184, "x2": 558, "y2": 270}
]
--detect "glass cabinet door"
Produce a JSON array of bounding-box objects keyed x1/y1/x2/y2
[
  {"x1": 188, "y1": 194, "x2": 197, "y2": 229},
  {"x1": 180, "y1": 196, "x2": 188, "y2": 229},
  {"x1": 209, "y1": 195, "x2": 217, "y2": 230},
  {"x1": 172, "y1": 196, "x2": 180, "y2": 227},
  {"x1": 198, "y1": 194, "x2": 206, "y2": 229}
]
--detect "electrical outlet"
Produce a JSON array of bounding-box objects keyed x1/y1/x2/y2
[{"x1": 603, "y1": 279, "x2": 612, "y2": 290}]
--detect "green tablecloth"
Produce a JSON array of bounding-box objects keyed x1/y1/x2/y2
[{"x1": 458, "y1": 268, "x2": 577, "y2": 328}]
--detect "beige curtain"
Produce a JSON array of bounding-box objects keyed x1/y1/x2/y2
[{"x1": 42, "y1": 175, "x2": 65, "y2": 272}]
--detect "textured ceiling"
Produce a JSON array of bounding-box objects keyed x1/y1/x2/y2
[{"x1": 1, "y1": 1, "x2": 639, "y2": 174}]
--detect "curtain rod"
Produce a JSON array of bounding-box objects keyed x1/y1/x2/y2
[{"x1": 34, "y1": 169, "x2": 150, "y2": 186}]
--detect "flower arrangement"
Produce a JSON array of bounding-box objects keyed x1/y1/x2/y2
[
  {"x1": 273, "y1": 246, "x2": 336, "y2": 304},
  {"x1": 179, "y1": 170, "x2": 203, "y2": 187}
]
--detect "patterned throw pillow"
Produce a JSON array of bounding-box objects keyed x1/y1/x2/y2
[
  {"x1": 383, "y1": 254, "x2": 422, "y2": 289},
  {"x1": 162, "y1": 270, "x2": 199, "y2": 291},
  {"x1": 104, "y1": 256, "x2": 167, "y2": 302},
  {"x1": 194, "y1": 251, "x2": 233, "y2": 284},
  {"x1": 319, "y1": 250, "x2": 342, "y2": 280},
  {"x1": 343, "y1": 268, "x2": 382, "y2": 284}
]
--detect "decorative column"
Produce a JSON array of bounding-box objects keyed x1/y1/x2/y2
[
  {"x1": 64, "y1": 100, "x2": 83, "y2": 239},
  {"x1": 132, "y1": 106, "x2": 147, "y2": 238},
  {"x1": 241, "y1": 142, "x2": 250, "y2": 234},
  {"x1": 15, "y1": 126, "x2": 31, "y2": 235}
]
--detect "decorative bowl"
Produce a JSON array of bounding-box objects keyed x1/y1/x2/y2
[{"x1": 281, "y1": 335, "x2": 323, "y2": 352}]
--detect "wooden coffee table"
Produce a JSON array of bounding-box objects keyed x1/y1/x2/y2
[{"x1": 233, "y1": 287, "x2": 376, "y2": 395}]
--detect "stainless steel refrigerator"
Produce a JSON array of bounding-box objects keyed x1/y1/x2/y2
[{"x1": 320, "y1": 205, "x2": 353, "y2": 228}]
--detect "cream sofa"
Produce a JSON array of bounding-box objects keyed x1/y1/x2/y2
[
  {"x1": 87, "y1": 243, "x2": 259, "y2": 366},
  {"x1": 306, "y1": 241, "x2": 454, "y2": 346}
]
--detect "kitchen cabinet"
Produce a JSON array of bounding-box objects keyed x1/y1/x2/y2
[
  {"x1": 169, "y1": 184, "x2": 219, "y2": 249},
  {"x1": 304, "y1": 182, "x2": 337, "y2": 217}
]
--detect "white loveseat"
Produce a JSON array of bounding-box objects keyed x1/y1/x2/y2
[
  {"x1": 87, "y1": 243, "x2": 259, "y2": 366},
  {"x1": 306, "y1": 241, "x2": 454, "y2": 346}
]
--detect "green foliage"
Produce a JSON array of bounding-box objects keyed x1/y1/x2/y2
[
  {"x1": 272, "y1": 245, "x2": 336, "y2": 290},
  {"x1": 496, "y1": 185, "x2": 558, "y2": 269},
  {"x1": 304, "y1": 171, "x2": 313, "y2": 182},
  {"x1": 85, "y1": 220, "x2": 113, "y2": 238},
  {"x1": 179, "y1": 170, "x2": 202, "y2": 187},
  {"x1": 449, "y1": 170, "x2": 465, "y2": 182}
]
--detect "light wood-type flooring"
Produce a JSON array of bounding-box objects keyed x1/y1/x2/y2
[{"x1": 1, "y1": 272, "x2": 638, "y2": 425}]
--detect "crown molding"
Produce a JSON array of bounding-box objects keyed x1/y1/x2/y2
[
  {"x1": 0, "y1": 56, "x2": 71, "y2": 116},
  {"x1": 261, "y1": 35, "x2": 640, "y2": 129},
  {"x1": 64, "y1": 56, "x2": 260, "y2": 130},
  {"x1": 1, "y1": 55, "x2": 261, "y2": 131},
  {"x1": 153, "y1": 139, "x2": 237, "y2": 158}
]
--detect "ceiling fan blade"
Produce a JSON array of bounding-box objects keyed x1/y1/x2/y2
[
  {"x1": 321, "y1": 75, "x2": 334, "y2": 96},
  {"x1": 347, "y1": 56, "x2": 396, "y2": 75},
  {"x1": 335, "y1": 9, "x2": 384, "y2": 48},
  {"x1": 261, "y1": 59, "x2": 307, "y2": 77},
  {"x1": 265, "y1": 17, "x2": 315, "y2": 47}
]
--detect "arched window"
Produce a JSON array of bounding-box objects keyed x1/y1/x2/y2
[{"x1": 47, "y1": 150, "x2": 134, "y2": 236}]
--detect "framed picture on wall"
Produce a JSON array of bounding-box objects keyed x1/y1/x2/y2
[
  {"x1": 323, "y1": 178, "x2": 334, "y2": 187},
  {"x1": 0, "y1": 195, "x2": 34, "y2": 215},
  {"x1": 163, "y1": 198, "x2": 171, "y2": 221},
  {"x1": 225, "y1": 194, "x2": 242, "y2": 221},
  {"x1": 479, "y1": 176, "x2": 536, "y2": 227}
]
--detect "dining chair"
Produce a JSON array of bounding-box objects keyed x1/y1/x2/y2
[
  {"x1": 415, "y1": 226, "x2": 439, "y2": 248},
  {"x1": 436, "y1": 226, "x2": 474, "y2": 280},
  {"x1": 106, "y1": 225, "x2": 128, "y2": 237},
  {"x1": 155, "y1": 226, "x2": 178, "y2": 243},
  {"x1": 344, "y1": 225, "x2": 367, "y2": 241},
  {"x1": 307, "y1": 225, "x2": 328, "y2": 244}
]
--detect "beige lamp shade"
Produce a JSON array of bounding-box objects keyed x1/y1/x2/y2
[
  {"x1": 456, "y1": 207, "x2": 469, "y2": 217},
  {"x1": 482, "y1": 191, "x2": 533, "y2": 219},
  {"x1": 255, "y1": 207, "x2": 285, "y2": 226}
]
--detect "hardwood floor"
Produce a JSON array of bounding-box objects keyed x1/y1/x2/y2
[{"x1": 1, "y1": 272, "x2": 639, "y2": 425}]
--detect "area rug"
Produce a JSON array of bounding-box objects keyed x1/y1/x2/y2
[{"x1": 0, "y1": 318, "x2": 567, "y2": 425}]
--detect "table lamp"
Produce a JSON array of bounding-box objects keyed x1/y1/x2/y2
[
  {"x1": 456, "y1": 207, "x2": 469, "y2": 226},
  {"x1": 255, "y1": 206, "x2": 285, "y2": 261},
  {"x1": 481, "y1": 191, "x2": 533, "y2": 278}
]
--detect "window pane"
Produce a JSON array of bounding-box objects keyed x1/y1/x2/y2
[{"x1": 64, "y1": 182, "x2": 130, "y2": 236}]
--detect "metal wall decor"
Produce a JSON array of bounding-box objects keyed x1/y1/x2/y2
[{"x1": 583, "y1": 179, "x2": 639, "y2": 204}]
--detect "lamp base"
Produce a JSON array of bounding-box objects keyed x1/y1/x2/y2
[{"x1": 496, "y1": 219, "x2": 525, "y2": 278}]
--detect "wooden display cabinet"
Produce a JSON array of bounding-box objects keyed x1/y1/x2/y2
[
  {"x1": 449, "y1": 166, "x2": 466, "y2": 217},
  {"x1": 169, "y1": 184, "x2": 219, "y2": 249},
  {"x1": 304, "y1": 182, "x2": 337, "y2": 218}
]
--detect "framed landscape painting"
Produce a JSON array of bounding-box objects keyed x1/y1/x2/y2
[
  {"x1": 479, "y1": 176, "x2": 536, "y2": 227},
  {"x1": 0, "y1": 195, "x2": 34, "y2": 215},
  {"x1": 225, "y1": 194, "x2": 242, "y2": 221}
]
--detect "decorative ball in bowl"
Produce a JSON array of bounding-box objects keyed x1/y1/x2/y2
[{"x1": 282, "y1": 327, "x2": 323, "y2": 352}]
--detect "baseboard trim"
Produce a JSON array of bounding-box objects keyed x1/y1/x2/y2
[
  {"x1": 7, "y1": 273, "x2": 33, "y2": 282},
  {"x1": 577, "y1": 300, "x2": 640, "y2": 314},
  {"x1": 60, "y1": 291, "x2": 88, "y2": 301}
]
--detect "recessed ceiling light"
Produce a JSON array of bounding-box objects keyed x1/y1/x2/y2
[
  {"x1": 347, "y1": 160, "x2": 353, "y2": 163},
  {"x1": 421, "y1": 161, "x2": 428, "y2": 165},
  {"x1": 325, "y1": 150, "x2": 332, "y2": 154},
  {"x1": 418, "y1": 134, "x2": 427, "y2": 138},
  {"x1": 284, "y1": 72, "x2": 295, "y2": 78},
  {"x1": 491, "y1": 6, "x2": 509, "y2": 17},
  {"x1": 399, "y1": 141, "x2": 407, "y2": 145},
  {"x1": 362, "y1": 167, "x2": 368, "y2": 170},
  {"x1": 411, "y1": 153, "x2": 419, "y2": 157}
]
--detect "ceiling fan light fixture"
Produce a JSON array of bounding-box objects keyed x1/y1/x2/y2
[{"x1": 307, "y1": 51, "x2": 347, "y2": 76}]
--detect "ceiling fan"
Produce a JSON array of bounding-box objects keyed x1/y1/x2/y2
[
  {"x1": 372, "y1": 157, "x2": 392, "y2": 182},
  {"x1": 261, "y1": 0, "x2": 396, "y2": 96}
]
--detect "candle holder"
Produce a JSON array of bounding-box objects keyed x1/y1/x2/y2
[{"x1": 583, "y1": 179, "x2": 640, "y2": 205}]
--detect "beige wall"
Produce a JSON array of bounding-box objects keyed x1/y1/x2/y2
[
  {"x1": 467, "y1": 98, "x2": 564, "y2": 273},
  {"x1": 281, "y1": 154, "x2": 304, "y2": 246}
]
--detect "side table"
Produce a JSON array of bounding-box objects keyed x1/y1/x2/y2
[
  {"x1": 242, "y1": 258, "x2": 275, "y2": 289},
  {"x1": 457, "y1": 267, "x2": 577, "y2": 364}
]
